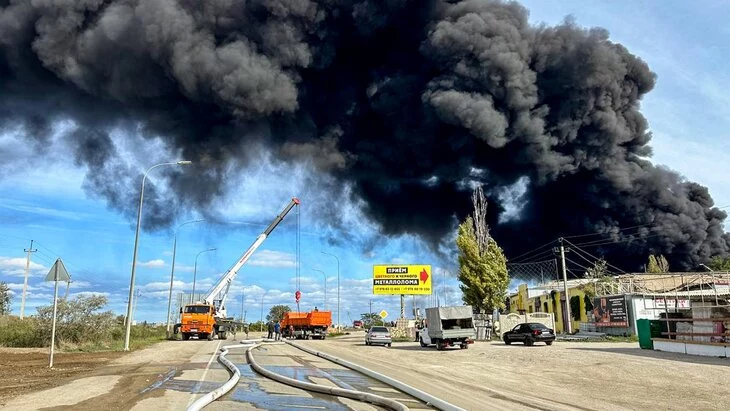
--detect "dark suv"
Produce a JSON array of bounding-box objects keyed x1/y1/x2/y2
[{"x1": 502, "y1": 323, "x2": 555, "y2": 346}]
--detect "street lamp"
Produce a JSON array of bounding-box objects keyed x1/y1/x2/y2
[
  {"x1": 191, "y1": 248, "x2": 217, "y2": 303},
  {"x1": 321, "y1": 251, "x2": 339, "y2": 329},
  {"x1": 165, "y1": 219, "x2": 205, "y2": 338},
  {"x1": 260, "y1": 291, "x2": 268, "y2": 331},
  {"x1": 124, "y1": 160, "x2": 192, "y2": 352},
  {"x1": 312, "y1": 268, "x2": 327, "y2": 310}
]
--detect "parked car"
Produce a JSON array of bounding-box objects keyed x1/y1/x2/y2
[
  {"x1": 353, "y1": 320, "x2": 364, "y2": 328},
  {"x1": 365, "y1": 326, "x2": 392, "y2": 347},
  {"x1": 502, "y1": 322, "x2": 555, "y2": 346}
]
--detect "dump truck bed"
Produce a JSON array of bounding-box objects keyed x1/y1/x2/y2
[{"x1": 282, "y1": 311, "x2": 332, "y2": 328}]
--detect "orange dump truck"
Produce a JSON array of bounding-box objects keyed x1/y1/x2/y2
[{"x1": 281, "y1": 310, "x2": 332, "y2": 339}]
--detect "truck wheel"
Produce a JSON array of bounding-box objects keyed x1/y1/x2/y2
[
  {"x1": 436, "y1": 340, "x2": 444, "y2": 350},
  {"x1": 387, "y1": 343, "x2": 391, "y2": 347},
  {"x1": 182, "y1": 333, "x2": 190, "y2": 341},
  {"x1": 206, "y1": 333, "x2": 213, "y2": 341},
  {"x1": 460, "y1": 343, "x2": 468, "y2": 349},
  {"x1": 220, "y1": 331, "x2": 227, "y2": 340},
  {"x1": 419, "y1": 338, "x2": 427, "y2": 348}
]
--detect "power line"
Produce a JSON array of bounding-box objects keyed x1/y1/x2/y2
[
  {"x1": 564, "y1": 256, "x2": 592, "y2": 272},
  {"x1": 509, "y1": 239, "x2": 558, "y2": 263},
  {"x1": 511, "y1": 248, "x2": 556, "y2": 264},
  {"x1": 563, "y1": 239, "x2": 626, "y2": 274},
  {"x1": 561, "y1": 223, "x2": 655, "y2": 240},
  {"x1": 570, "y1": 232, "x2": 665, "y2": 248}
]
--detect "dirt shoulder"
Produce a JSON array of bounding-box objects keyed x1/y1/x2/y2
[
  {"x1": 0, "y1": 340, "x2": 220, "y2": 410},
  {"x1": 0, "y1": 348, "x2": 127, "y2": 404}
]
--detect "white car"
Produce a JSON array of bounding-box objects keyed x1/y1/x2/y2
[{"x1": 365, "y1": 326, "x2": 392, "y2": 347}]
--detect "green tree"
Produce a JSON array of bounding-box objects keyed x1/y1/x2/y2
[
  {"x1": 360, "y1": 313, "x2": 384, "y2": 328},
  {"x1": 0, "y1": 282, "x2": 12, "y2": 315},
  {"x1": 583, "y1": 258, "x2": 618, "y2": 296},
  {"x1": 569, "y1": 295, "x2": 581, "y2": 321},
  {"x1": 456, "y1": 188, "x2": 509, "y2": 313},
  {"x1": 647, "y1": 254, "x2": 670, "y2": 273},
  {"x1": 708, "y1": 256, "x2": 730, "y2": 271},
  {"x1": 267, "y1": 305, "x2": 291, "y2": 322},
  {"x1": 585, "y1": 258, "x2": 608, "y2": 279}
]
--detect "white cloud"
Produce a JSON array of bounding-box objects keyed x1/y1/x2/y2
[
  {"x1": 248, "y1": 250, "x2": 296, "y2": 268},
  {"x1": 6, "y1": 282, "x2": 36, "y2": 291},
  {"x1": 37, "y1": 280, "x2": 91, "y2": 290},
  {"x1": 137, "y1": 259, "x2": 166, "y2": 268},
  {"x1": 0, "y1": 202, "x2": 94, "y2": 221},
  {"x1": 0, "y1": 256, "x2": 47, "y2": 277},
  {"x1": 175, "y1": 264, "x2": 195, "y2": 273},
  {"x1": 70, "y1": 291, "x2": 110, "y2": 299}
]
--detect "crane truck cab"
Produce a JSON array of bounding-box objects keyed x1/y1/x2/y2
[{"x1": 180, "y1": 303, "x2": 217, "y2": 340}]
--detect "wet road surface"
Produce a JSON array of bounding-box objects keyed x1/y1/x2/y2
[{"x1": 142, "y1": 341, "x2": 434, "y2": 410}]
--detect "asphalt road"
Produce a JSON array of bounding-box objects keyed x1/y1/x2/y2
[{"x1": 127, "y1": 338, "x2": 432, "y2": 410}]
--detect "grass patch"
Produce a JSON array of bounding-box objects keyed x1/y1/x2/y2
[
  {"x1": 392, "y1": 336, "x2": 413, "y2": 343},
  {"x1": 327, "y1": 331, "x2": 348, "y2": 338},
  {"x1": 0, "y1": 315, "x2": 167, "y2": 352},
  {"x1": 604, "y1": 335, "x2": 639, "y2": 343}
]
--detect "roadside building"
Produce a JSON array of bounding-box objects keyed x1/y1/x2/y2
[
  {"x1": 508, "y1": 272, "x2": 730, "y2": 337},
  {"x1": 507, "y1": 279, "x2": 595, "y2": 334}
]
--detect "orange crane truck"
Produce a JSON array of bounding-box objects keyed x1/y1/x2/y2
[{"x1": 177, "y1": 198, "x2": 300, "y2": 341}]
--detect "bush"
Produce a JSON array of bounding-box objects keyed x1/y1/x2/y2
[
  {"x1": 0, "y1": 316, "x2": 44, "y2": 347},
  {"x1": 0, "y1": 296, "x2": 166, "y2": 351},
  {"x1": 35, "y1": 295, "x2": 117, "y2": 345}
]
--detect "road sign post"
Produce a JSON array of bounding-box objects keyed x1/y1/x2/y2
[{"x1": 44, "y1": 259, "x2": 70, "y2": 368}]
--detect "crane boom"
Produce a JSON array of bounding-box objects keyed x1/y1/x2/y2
[{"x1": 203, "y1": 197, "x2": 300, "y2": 306}]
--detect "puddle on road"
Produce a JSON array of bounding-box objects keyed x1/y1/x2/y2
[
  {"x1": 139, "y1": 368, "x2": 177, "y2": 394},
  {"x1": 140, "y1": 353, "x2": 430, "y2": 410}
]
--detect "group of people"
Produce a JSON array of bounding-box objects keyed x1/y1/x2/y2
[
  {"x1": 266, "y1": 320, "x2": 297, "y2": 340},
  {"x1": 266, "y1": 320, "x2": 282, "y2": 340}
]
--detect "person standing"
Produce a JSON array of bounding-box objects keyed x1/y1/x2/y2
[
  {"x1": 267, "y1": 321, "x2": 274, "y2": 339},
  {"x1": 274, "y1": 320, "x2": 281, "y2": 341}
]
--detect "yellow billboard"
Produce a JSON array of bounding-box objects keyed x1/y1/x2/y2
[{"x1": 373, "y1": 264, "x2": 432, "y2": 295}]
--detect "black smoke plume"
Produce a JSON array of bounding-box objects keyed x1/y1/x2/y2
[{"x1": 1, "y1": 0, "x2": 727, "y2": 270}]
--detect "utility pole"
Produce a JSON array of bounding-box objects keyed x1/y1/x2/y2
[
  {"x1": 131, "y1": 288, "x2": 141, "y2": 326},
  {"x1": 20, "y1": 240, "x2": 37, "y2": 319},
  {"x1": 240, "y1": 288, "x2": 245, "y2": 323},
  {"x1": 400, "y1": 294, "x2": 405, "y2": 319},
  {"x1": 369, "y1": 299, "x2": 373, "y2": 322},
  {"x1": 558, "y1": 238, "x2": 572, "y2": 334}
]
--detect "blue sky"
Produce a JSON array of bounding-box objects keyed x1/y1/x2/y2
[{"x1": 1, "y1": 1, "x2": 729, "y2": 324}]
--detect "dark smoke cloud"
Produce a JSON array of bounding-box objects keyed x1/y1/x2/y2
[{"x1": 1, "y1": 0, "x2": 727, "y2": 270}]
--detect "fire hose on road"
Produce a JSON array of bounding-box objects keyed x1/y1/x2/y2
[{"x1": 187, "y1": 338, "x2": 409, "y2": 411}]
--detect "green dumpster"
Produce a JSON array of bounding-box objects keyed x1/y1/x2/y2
[
  {"x1": 649, "y1": 320, "x2": 664, "y2": 338},
  {"x1": 637, "y1": 319, "x2": 653, "y2": 349}
]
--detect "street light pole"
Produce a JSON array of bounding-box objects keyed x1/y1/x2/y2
[
  {"x1": 124, "y1": 160, "x2": 191, "y2": 352},
  {"x1": 321, "y1": 252, "x2": 339, "y2": 329},
  {"x1": 166, "y1": 219, "x2": 204, "y2": 339},
  {"x1": 312, "y1": 268, "x2": 327, "y2": 310},
  {"x1": 191, "y1": 248, "x2": 217, "y2": 303},
  {"x1": 260, "y1": 291, "x2": 267, "y2": 328}
]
